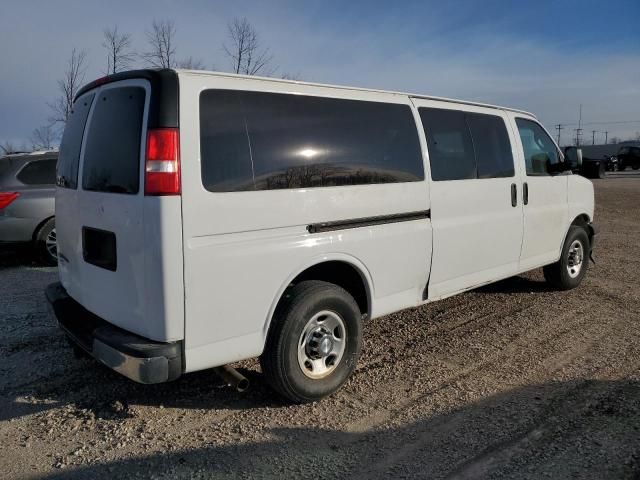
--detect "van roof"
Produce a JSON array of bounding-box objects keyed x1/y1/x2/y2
[
  {"x1": 176, "y1": 69, "x2": 536, "y2": 118},
  {"x1": 76, "y1": 68, "x2": 536, "y2": 118}
]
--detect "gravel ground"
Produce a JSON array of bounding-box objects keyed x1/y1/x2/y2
[{"x1": 1, "y1": 174, "x2": 639, "y2": 479}]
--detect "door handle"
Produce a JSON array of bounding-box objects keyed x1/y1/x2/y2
[
  {"x1": 511, "y1": 183, "x2": 517, "y2": 207},
  {"x1": 523, "y1": 182, "x2": 529, "y2": 205}
]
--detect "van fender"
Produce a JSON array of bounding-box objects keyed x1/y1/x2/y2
[
  {"x1": 261, "y1": 253, "x2": 375, "y2": 342},
  {"x1": 557, "y1": 213, "x2": 592, "y2": 262}
]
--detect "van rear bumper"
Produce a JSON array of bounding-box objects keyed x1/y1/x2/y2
[{"x1": 45, "y1": 282, "x2": 183, "y2": 384}]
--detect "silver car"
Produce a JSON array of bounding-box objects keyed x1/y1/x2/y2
[{"x1": 0, "y1": 151, "x2": 57, "y2": 265}]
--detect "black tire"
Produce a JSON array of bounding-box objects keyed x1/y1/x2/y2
[
  {"x1": 633, "y1": 164, "x2": 639, "y2": 170},
  {"x1": 543, "y1": 226, "x2": 589, "y2": 290},
  {"x1": 260, "y1": 280, "x2": 363, "y2": 403},
  {"x1": 34, "y1": 217, "x2": 57, "y2": 266}
]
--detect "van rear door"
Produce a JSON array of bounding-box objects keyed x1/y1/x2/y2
[{"x1": 56, "y1": 73, "x2": 184, "y2": 342}]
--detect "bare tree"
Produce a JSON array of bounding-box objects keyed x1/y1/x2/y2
[
  {"x1": 143, "y1": 20, "x2": 176, "y2": 68},
  {"x1": 223, "y1": 17, "x2": 274, "y2": 76},
  {"x1": 0, "y1": 141, "x2": 17, "y2": 155},
  {"x1": 177, "y1": 57, "x2": 206, "y2": 70},
  {"x1": 280, "y1": 72, "x2": 302, "y2": 81},
  {"x1": 103, "y1": 26, "x2": 135, "y2": 74},
  {"x1": 48, "y1": 48, "x2": 88, "y2": 125},
  {"x1": 31, "y1": 125, "x2": 56, "y2": 150}
]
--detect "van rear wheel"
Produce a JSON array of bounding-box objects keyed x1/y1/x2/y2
[
  {"x1": 543, "y1": 226, "x2": 589, "y2": 290},
  {"x1": 260, "y1": 280, "x2": 362, "y2": 403}
]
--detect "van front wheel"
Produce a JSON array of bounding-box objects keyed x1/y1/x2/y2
[
  {"x1": 543, "y1": 226, "x2": 589, "y2": 290},
  {"x1": 260, "y1": 280, "x2": 362, "y2": 403}
]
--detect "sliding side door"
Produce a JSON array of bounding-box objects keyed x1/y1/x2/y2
[{"x1": 412, "y1": 99, "x2": 524, "y2": 299}]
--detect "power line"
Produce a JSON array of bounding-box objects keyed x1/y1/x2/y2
[{"x1": 551, "y1": 119, "x2": 640, "y2": 127}]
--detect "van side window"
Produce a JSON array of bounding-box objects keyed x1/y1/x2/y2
[
  {"x1": 57, "y1": 93, "x2": 95, "y2": 189},
  {"x1": 419, "y1": 108, "x2": 475, "y2": 181},
  {"x1": 419, "y1": 108, "x2": 514, "y2": 181},
  {"x1": 515, "y1": 118, "x2": 560, "y2": 176},
  {"x1": 466, "y1": 113, "x2": 514, "y2": 178},
  {"x1": 199, "y1": 90, "x2": 424, "y2": 192}
]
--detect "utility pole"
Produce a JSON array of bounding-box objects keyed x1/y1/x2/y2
[
  {"x1": 592, "y1": 130, "x2": 596, "y2": 145},
  {"x1": 576, "y1": 104, "x2": 583, "y2": 147},
  {"x1": 604, "y1": 131, "x2": 608, "y2": 144},
  {"x1": 555, "y1": 124, "x2": 564, "y2": 146}
]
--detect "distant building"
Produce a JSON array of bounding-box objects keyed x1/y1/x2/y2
[{"x1": 577, "y1": 141, "x2": 640, "y2": 160}]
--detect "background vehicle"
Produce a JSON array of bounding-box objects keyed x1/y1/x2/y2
[
  {"x1": 0, "y1": 151, "x2": 57, "y2": 265},
  {"x1": 47, "y1": 69, "x2": 595, "y2": 403},
  {"x1": 617, "y1": 146, "x2": 640, "y2": 170}
]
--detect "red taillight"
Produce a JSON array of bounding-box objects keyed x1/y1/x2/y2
[
  {"x1": 0, "y1": 192, "x2": 19, "y2": 209},
  {"x1": 145, "y1": 128, "x2": 180, "y2": 196}
]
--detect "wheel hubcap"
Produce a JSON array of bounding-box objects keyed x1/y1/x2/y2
[
  {"x1": 46, "y1": 228, "x2": 58, "y2": 260},
  {"x1": 566, "y1": 239, "x2": 584, "y2": 278},
  {"x1": 297, "y1": 310, "x2": 346, "y2": 379}
]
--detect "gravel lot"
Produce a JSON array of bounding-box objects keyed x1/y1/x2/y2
[{"x1": 1, "y1": 174, "x2": 639, "y2": 479}]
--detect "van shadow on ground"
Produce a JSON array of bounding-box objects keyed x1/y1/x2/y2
[
  {"x1": 0, "y1": 274, "x2": 564, "y2": 424},
  {"x1": 474, "y1": 275, "x2": 553, "y2": 295},
  {"x1": 0, "y1": 244, "x2": 43, "y2": 268},
  {"x1": 39, "y1": 378, "x2": 640, "y2": 480}
]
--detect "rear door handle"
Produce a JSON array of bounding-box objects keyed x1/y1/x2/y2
[
  {"x1": 523, "y1": 182, "x2": 529, "y2": 205},
  {"x1": 511, "y1": 183, "x2": 517, "y2": 207}
]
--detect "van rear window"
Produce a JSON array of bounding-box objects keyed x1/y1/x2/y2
[
  {"x1": 82, "y1": 87, "x2": 145, "y2": 194},
  {"x1": 200, "y1": 90, "x2": 424, "y2": 192},
  {"x1": 57, "y1": 93, "x2": 95, "y2": 189}
]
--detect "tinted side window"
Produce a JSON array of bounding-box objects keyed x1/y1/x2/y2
[
  {"x1": 17, "y1": 159, "x2": 57, "y2": 185},
  {"x1": 82, "y1": 87, "x2": 145, "y2": 194},
  {"x1": 515, "y1": 118, "x2": 559, "y2": 176},
  {"x1": 57, "y1": 93, "x2": 95, "y2": 189},
  {"x1": 200, "y1": 90, "x2": 424, "y2": 192},
  {"x1": 419, "y1": 108, "x2": 475, "y2": 181},
  {"x1": 466, "y1": 113, "x2": 514, "y2": 178}
]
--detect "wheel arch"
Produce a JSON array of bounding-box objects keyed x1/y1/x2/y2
[
  {"x1": 263, "y1": 255, "x2": 374, "y2": 340},
  {"x1": 31, "y1": 215, "x2": 55, "y2": 242},
  {"x1": 559, "y1": 213, "x2": 593, "y2": 256}
]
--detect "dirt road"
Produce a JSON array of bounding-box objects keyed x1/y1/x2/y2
[{"x1": 1, "y1": 175, "x2": 639, "y2": 479}]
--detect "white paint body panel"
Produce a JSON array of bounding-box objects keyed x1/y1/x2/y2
[
  {"x1": 56, "y1": 79, "x2": 184, "y2": 342},
  {"x1": 178, "y1": 73, "x2": 432, "y2": 372}
]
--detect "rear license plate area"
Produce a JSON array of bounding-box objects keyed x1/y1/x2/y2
[{"x1": 82, "y1": 227, "x2": 117, "y2": 271}]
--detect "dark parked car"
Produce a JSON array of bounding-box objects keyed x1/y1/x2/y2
[
  {"x1": 617, "y1": 146, "x2": 640, "y2": 171},
  {"x1": 0, "y1": 151, "x2": 57, "y2": 264}
]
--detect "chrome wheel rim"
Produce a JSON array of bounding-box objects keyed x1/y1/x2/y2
[
  {"x1": 566, "y1": 239, "x2": 584, "y2": 278},
  {"x1": 297, "y1": 310, "x2": 346, "y2": 379},
  {"x1": 46, "y1": 228, "x2": 57, "y2": 260}
]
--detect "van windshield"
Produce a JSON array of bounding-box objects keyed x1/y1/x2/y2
[{"x1": 82, "y1": 87, "x2": 146, "y2": 194}]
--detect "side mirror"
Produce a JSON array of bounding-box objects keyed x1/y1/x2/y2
[{"x1": 564, "y1": 147, "x2": 583, "y2": 171}]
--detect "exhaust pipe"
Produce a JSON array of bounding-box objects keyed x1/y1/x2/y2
[{"x1": 214, "y1": 365, "x2": 249, "y2": 393}]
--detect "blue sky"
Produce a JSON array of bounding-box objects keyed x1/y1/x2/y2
[{"x1": 1, "y1": 0, "x2": 639, "y2": 148}]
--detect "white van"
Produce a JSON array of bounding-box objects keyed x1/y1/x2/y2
[{"x1": 46, "y1": 69, "x2": 596, "y2": 403}]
